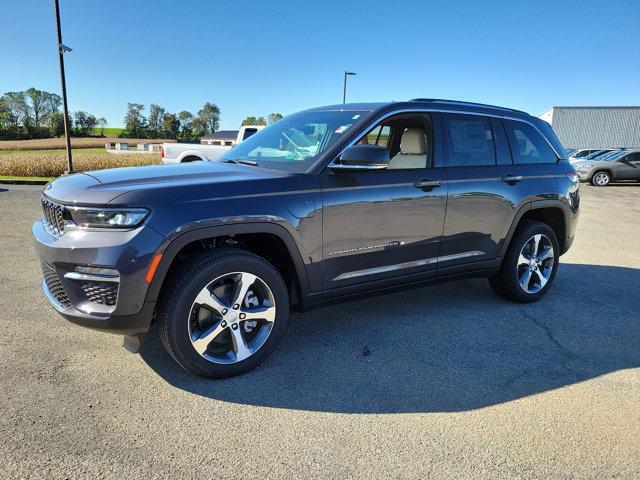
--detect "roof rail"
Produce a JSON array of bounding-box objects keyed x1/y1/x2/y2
[{"x1": 409, "y1": 98, "x2": 527, "y2": 115}]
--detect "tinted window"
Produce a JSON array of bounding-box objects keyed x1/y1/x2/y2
[
  {"x1": 443, "y1": 114, "x2": 496, "y2": 166},
  {"x1": 504, "y1": 120, "x2": 558, "y2": 164}
]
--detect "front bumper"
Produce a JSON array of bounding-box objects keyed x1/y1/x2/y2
[
  {"x1": 33, "y1": 219, "x2": 165, "y2": 335},
  {"x1": 576, "y1": 170, "x2": 591, "y2": 181}
]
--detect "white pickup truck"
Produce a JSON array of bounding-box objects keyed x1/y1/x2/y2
[{"x1": 161, "y1": 125, "x2": 265, "y2": 164}]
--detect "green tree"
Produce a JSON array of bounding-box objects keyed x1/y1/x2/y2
[
  {"x1": 196, "y1": 102, "x2": 221, "y2": 134},
  {"x1": 267, "y1": 113, "x2": 283, "y2": 125},
  {"x1": 123, "y1": 103, "x2": 146, "y2": 137},
  {"x1": 178, "y1": 110, "x2": 194, "y2": 139},
  {"x1": 25, "y1": 87, "x2": 61, "y2": 128},
  {"x1": 72, "y1": 111, "x2": 98, "y2": 136},
  {"x1": 96, "y1": 117, "x2": 107, "y2": 136},
  {"x1": 161, "y1": 112, "x2": 180, "y2": 139},
  {"x1": 49, "y1": 111, "x2": 65, "y2": 137},
  {"x1": 148, "y1": 103, "x2": 165, "y2": 138},
  {"x1": 241, "y1": 115, "x2": 267, "y2": 126},
  {"x1": 1, "y1": 91, "x2": 30, "y2": 126}
]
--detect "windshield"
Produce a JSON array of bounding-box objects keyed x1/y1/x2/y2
[
  {"x1": 597, "y1": 150, "x2": 626, "y2": 162},
  {"x1": 584, "y1": 150, "x2": 611, "y2": 160},
  {"x1": 217, "y1": 110, "x2": 369, "y2": 173}
]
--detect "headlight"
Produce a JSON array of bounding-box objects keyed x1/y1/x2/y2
[{"x1": 66, "y1": 207, "x2": 149, "y2": 229}]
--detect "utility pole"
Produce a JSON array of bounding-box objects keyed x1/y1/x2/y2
[
  {"x1": 343, "y1": 71, "x2": 357, "y2": 104},
  {"x1": 54, "y1": 0, "x2": 73, "y2": 173}
]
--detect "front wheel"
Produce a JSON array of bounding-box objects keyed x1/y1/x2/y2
[
  {"x1": 591, "y1": 171, "x2": 611, "y2": 186},
  {"x1": 489, "y1": 220, "x2": 559, "y2": 303},
  {"x1": 158, "y1": 248, "x2": 289, "y2": 378}
]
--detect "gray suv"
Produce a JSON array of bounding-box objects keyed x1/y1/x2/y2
[
  {"x1": 574, "y1": 149, "x2": 640, "y2": 186},
  {"x1": 33, "y1": 99, "x2": 580, "y2": 378}
]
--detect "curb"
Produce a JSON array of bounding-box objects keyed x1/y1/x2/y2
[{"x1": 0, "y1": 179, "x2": 51, "y2": 186}]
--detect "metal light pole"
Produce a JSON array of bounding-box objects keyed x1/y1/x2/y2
[
  {"x1": 343, "y1": 71, "x2": 357, "y2": 104},
  {"x1": 54, "y1": 0, "x2": 73, "y2": 173}
]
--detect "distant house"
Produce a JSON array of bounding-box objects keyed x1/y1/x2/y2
[
  {"x1": 200, "y1": 130, "x2": 239, "y2": 146},
  {"x1": 539, "y1": 106, "x2": 640, "y2": 149}
]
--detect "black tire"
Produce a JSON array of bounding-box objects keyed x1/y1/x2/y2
[
  {"x1": 157, "y1": 247, "x2": 289, "y2": 378},
  {"x1": 488, "y1": 220, "x2": 560, "y2": 303},
  {"x1": 591, "y1": 170, "x2": 611, "y2": 186}
]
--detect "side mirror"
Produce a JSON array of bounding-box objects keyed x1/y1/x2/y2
[{"x1": 330, "y1": 144, "x2": 389, "y2": 172}]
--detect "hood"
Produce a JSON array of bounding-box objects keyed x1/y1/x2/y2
[{"x1": 44, "y1": 161, "x2": 290, "y2": 205}]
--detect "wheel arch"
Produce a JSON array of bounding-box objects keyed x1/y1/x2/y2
[
  {"x1": 591, "y1": 168, "x2": 614, "y2": 182},
  {"x1": 500, "y1": 201, "x2": 570, "y2": 257},
  {"x1": 145, "y1": 223, "x2": 311, "y2": 308},
  {"x1": 177, "y1": 150, "x2": 205, "y2": 162}
]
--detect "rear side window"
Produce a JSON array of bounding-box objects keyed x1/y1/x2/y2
[
  {"x1": 442, "y1": 114, "x2": 496, "y2": 167},
  {"x1": 503, "y1": 120, "x2": 558, "y2": 164}
]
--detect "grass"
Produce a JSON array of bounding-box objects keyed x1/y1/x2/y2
[
  {"x1": 0, "y1": 136, "x2": 175, "y2": 151},
  {"x1": 91, "y1": 127, "x2": 124, "y2": 136},
  {"x1": 0, "y1": 175, "x2": 55, "y2": 183},
  {"x1": 0, "y1": 149, "x2": 161, "y2": 177}
]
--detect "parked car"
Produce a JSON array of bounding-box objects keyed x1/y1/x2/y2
[
  {"x1": 161, "y1": 125, "x2": 265, "y2": 164},
  {"x1": 574, "y1": 148, "x2": 640, "y2": 185},
  {"x1": 33, "y1": 99, "x2": 580, "y2": 378},
  {"x1": 569, "y1": 148, "x2": 610, "y2": 160},
  {"x1": 569, "y1": 149, "x2": 617, "y2": 164}
]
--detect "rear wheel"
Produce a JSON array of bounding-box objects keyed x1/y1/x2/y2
[
  {"x1": 489, "y1": 220, "x2": 559, "y2": 303},
  {"x1": 158, "y1": 248, "x2": 289, "y2": 378},
  {"x1": 591, "y1": 171, "x2": 611, "y2": 186}
]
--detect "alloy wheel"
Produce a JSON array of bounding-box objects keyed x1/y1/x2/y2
[
  {"x1": 593, "y1": 172, "x2": 610, "y2": 186},
  {"x1": 517, "y1": 234, "x2": 555, "y2": 294},
  {"x1": 188, "y1": 271, "x2": 276, "y2": 364}
]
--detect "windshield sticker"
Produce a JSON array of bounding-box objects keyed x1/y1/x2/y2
[
  {"x1": 352, "y1": 114, "x2": 361, "y2": 119},
  {"x1": 335, "y1": 125, "x2": 349, "y2": 134}
]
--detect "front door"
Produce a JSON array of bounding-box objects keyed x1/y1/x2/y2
[{"x1": 321, "y1": 113, "x2": 447, "y2": 294}]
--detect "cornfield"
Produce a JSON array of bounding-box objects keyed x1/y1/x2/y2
[
  {"x1": 0, "y1": 150, "x2": 161, "y2": 177},
  {"x1": 0, "y1": 137, "x2": 175, "y2": 151}
]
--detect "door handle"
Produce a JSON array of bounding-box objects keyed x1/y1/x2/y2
[
  {"x1": 501, "y1": 174, "x2": 523, "y2": 184},
  {"x1": 414, "y1": 179, "x2": 442, "y2": 189}
]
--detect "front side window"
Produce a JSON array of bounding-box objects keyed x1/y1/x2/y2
[
  {"x1": 218, "y1": 110, "x2": 369, "y2": 173},
  {"x1": 356, "y1": 113, "x2": 433, "y2": 170},
  {"x1": 443, "y1": 114, "x2": 496, "y2": 167},
  {"x1": 504, "y1": 120, "x2": 558, "y2": 164}
]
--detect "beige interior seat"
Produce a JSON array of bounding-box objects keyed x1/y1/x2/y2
[{"x1": 388, "y1": 128, "x2": 427, "y2": 169}]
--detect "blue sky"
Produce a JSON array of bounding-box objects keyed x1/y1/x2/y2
[{"x1": 1, "y1": 0, "x2": 638, "y2": 129}]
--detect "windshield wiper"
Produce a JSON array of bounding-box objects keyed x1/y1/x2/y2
[
  {"x1": 218, "y1": 158, "x2": 238, "y2": 164},
  {"x1": 237, "y1": 159, "x2": 258, "y2": 166}
]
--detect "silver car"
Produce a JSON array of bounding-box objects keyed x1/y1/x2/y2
[{"x1": 574, "y1": 149, "x2": 640, "y2": 186}]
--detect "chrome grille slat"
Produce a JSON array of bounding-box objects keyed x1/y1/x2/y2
[{"x1": 41, "y1": 196, "x2": 66, "y2": 235}]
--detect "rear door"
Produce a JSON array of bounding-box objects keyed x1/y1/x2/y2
[{"x1": 438, "y1": 113, "x2": 532, "y2": 271}]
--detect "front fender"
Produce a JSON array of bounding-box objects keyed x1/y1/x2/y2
[{"x1": 143, "y1": 221, "x2": 312, "y2": 305}]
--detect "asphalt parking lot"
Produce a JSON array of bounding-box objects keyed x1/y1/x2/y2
[{"x1": 1, "y1": 182, "x2": 639, "y2": 479}]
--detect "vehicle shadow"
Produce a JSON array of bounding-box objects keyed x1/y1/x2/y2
[{"x1": 140, "y1": 263, "x2": 640, "y2": 413}]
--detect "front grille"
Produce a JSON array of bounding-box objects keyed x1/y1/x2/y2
[
  {"x1": 41, "y1": 262, "x2": 72, "y2": 308},
  {"x1": 80, "y1": 281, "x2": 118, "y2": 306},
  {"x1": 41, "y1": 196, "x2": 67, "y2": 235}
]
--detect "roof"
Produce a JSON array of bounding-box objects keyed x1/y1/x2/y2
[
  {"x1": 542, "y1": 106, "x2": 640, "y2": 149},
  {"x1": 201, "y1": 130, "x2": 239, "y2": 140},
  {"x1": 308, "y1": 99, "x2": 532, "y2": 119}
]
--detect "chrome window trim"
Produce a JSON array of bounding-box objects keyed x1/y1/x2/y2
[{"x1": 326, "y1": 107, "x2": 563, "y2": 170}]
